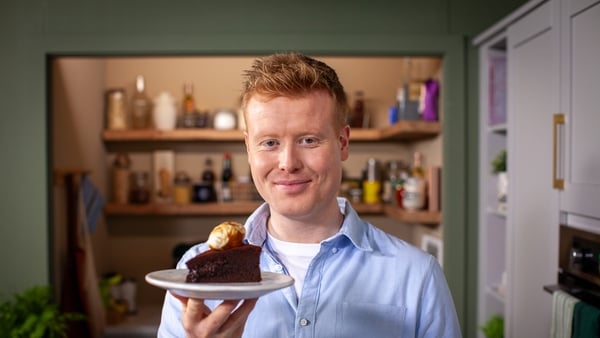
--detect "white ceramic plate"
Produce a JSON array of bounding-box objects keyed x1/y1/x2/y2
[{"x1": 145, "y1": 269, "x2": 294, "y2": 300}]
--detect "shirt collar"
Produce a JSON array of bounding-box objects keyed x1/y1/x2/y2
[{"x1": 244, "y1": 197, "x2": 373, "y2": 252}]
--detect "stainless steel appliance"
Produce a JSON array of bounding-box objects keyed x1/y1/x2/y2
[{"x1": 546, "y1": 225, "x2": 600, "y2": 306}]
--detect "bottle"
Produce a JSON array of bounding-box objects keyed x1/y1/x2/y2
[
  {"x1": 383, "y1": 160, "x2": 403, "y2": 204},
  {"x1": 404, "y1": 151, "x2": 426, "y2": 210},
  {"x1": 106, "y1": 88, "x2": 128, "y2": 130},
  {"x1": 351, "y1": 91, "x2": 365, "y2": 128},
  {"x1": 202, "y1": 157, "x2": 215, "y2": 183},
  {"x1": 193, "y1": 157, "x2": 216, "y2": 203},
  {"x1": 362, "y1": 158, "x2": 381, "y2": 204},
  {"x1": 181, "y1": 82, "x2": 197, "y2": 128},
  {"x1": 112, "y1": 153, "x2": 131, "y2": 204},
  {"x1": 411, "y1": 151, "x2": 425, "y2": 179},
  {"x1": 131, "y1": 75, "x2": 152, "y2": 129},
  {"x1": 221, "y1": 153, "x2": 234, "y2": 202}
]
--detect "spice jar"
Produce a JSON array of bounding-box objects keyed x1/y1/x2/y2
[
  {"x1": 130, "y1": 171, "x2": 150, "y2": 204},
  {"x1": 173, "y1": 171, "x2": 192, "y2": 205}
]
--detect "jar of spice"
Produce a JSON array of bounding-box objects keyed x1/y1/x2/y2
[{"x1": 173, "y1": 171, "x2": 192, "y2": 205}]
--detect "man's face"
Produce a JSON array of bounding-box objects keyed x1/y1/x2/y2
[{"x1": 244, "y1": 90, "x2": 350, "y2": 222}]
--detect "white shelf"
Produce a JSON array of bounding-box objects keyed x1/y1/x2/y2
[
  {"x1": 486, "y1": 206, "x2": 507, "y2": 218},
  {"x1": 486, "y1": 284, "x2": 506, "y2": 304},
  {"x1": 488, "y1": 123, "x2": 508, "y2": 133},
  {"x1": 104, "y1": 304, "x2": 160, "y2": 337}
]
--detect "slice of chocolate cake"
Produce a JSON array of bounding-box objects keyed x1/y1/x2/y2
[
  {"x1": 185, "y1": 244, "x2": 261, "y2": 283},
  {"x1": 185, "y1": 221, "x2": 262, "y2": 283}
]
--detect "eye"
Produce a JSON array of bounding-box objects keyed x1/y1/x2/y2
[
  {"x1": 259, "y1": 139, "x2": 279, "y2": 149},
  {"x1": 299, "y1": 137, "x2": 320, "y2": 147}
]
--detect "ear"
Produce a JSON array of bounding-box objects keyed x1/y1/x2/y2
[{"x1": 339, "y1": 125, "x2": 350, "y2": 161}]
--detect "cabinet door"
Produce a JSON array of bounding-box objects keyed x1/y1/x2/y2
[
  {"x1": 506, "y1": 1, "x2": 559, "y2": 337},
  {"x1": 559, "y1": 0, "x2": 600, "y2": 220}
]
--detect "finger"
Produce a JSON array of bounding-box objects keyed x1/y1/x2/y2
[
  {"x1": 202, "y1": 299, "x2": 241, "y2": 329},
  {"x1": 184, "y1": 298, "x2": 211, "y2": 319},
  {"x1": 219, "y1": 299, "x2": 258, "y2": 334},
  {"x1": 182, "y1": 298, "x2": 211, "y2": 334},
  {"x1": 169, "y1": 291, "x2": 189, "y2": 305}
]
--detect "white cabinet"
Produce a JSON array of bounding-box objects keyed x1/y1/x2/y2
[
  {"x1": 558, "y1": 0, "x2": 600, "y2": 222},
  {"x1": 475, "y1": 0, "x2": 560, "y2": 336},
  {"x1": 505, "y1": 1, "x2": 559, "y2": 337},
  {"x1": 477, "y1": 0, "x2": 600, "y2": 336}
]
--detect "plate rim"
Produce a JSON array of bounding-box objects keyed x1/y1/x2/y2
[{"x1": 145, "y1": 269, "x2": 294, "y2": 299}]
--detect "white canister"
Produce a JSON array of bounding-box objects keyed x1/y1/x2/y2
[
  {"x1": 153, "y1": 92, "x2": 177, "y2": 130},
  {"x1": 403, "y1": 177, "x2": 426, "y2": 210},
  {"x1": 213, "y1": 109, "x2": 237, "y2": 130}
]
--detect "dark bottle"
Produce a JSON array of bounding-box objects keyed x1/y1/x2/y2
[
  {"x1": 202, "y1": 157, "x2": 215, "y2": 183},
  {"x1": 194, "y1": 157, "x2": 217, "y2": 203},
  {"x1": 221, "y1": 153, "x2": 234, "y2": 202},
  {"x1": 351, "y1": 90, "x2": 365, "y2": 128}
]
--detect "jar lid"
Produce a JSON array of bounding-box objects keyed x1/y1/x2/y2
[{"x1": 174, "y1": 171, "x2": 191, "y2": 184}]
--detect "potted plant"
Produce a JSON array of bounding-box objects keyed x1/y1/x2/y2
[
  {"x1": 0, "y1": 285, "x2": 84, "y2": 338},
  {"x1": 491, "y1": 149, "x2": 507, "y2": 213},
  {"x1": 480, "y1": 314, "x2": 504, "y2": 338}
]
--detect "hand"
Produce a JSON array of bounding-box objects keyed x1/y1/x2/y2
[{"x1": 171, "y1": 292, "x2": 258, "y2": 338}]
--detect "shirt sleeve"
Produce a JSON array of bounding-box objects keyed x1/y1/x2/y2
[
  {"x1": 417, "y1": 256, "x2": 463, "y2": 338},
  {"x1": 158, "y1": 288, "x2": 188, "y2": 337},
  {"x1": 157, "y1": 245, "x2": 202, "y2": 337}
]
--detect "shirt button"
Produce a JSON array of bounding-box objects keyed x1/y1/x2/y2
[
  {"x1": 299, "y1": 318, "x2": 310, "y2": 326},
  {"x1": 332, "y1": 248, "x2": 338, "y2": 254},
  {"x1": 274, "y1": 264, "x2": 283, "y2": 272}
]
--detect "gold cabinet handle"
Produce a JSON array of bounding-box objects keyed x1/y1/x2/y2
[{"x1": 553, "y1": 113, "x2": 565, "y2": 190}]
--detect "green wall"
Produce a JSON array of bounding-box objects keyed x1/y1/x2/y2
[{"x1": 0, "y1": 1, "x2": 526, "y2": 337}]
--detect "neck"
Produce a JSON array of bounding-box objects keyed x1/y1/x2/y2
[{"x1": 267, "y1": 211, "x2": 344, "y2": 244}]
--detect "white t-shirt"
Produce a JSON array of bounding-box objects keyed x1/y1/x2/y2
[{"x1": 267, "y1": 234, "x2": 321, "y2": 298}]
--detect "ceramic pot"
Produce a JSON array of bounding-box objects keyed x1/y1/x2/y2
[{"x1": 153, "y1": 92, "x2": 177, "y2": 130}]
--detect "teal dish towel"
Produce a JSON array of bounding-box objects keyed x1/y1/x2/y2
[
  {"x1": 573, "y1": 300, "x2": 600, "y2": 338},
  {"x1": 551, "y1": 290, "x2": 580, "y2": 338}
]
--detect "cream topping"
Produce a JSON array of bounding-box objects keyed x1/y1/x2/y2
[{"x1": 207, "y1": 221, "x2": 246, "y2": 250}]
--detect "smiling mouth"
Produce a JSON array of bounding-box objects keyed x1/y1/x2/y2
[{"x1": 275, "y1": 179, "x2": 311, "y2": 186}]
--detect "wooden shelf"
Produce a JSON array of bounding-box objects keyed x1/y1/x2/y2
[
  {"x1": 104, "y1": 201, "x2": 440, "y2": 224},
  {"x1": 104, "y1": 201, "x2": 264, "y2": 216},
  {"x1": 102, "y1": 121, "x2": 441, "y2": 143},
  {"x1": 384, "y1": 205, "x2": 441, "y2": 225}
]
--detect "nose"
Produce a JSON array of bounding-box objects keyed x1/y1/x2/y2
[{"x1": 278, "y1": 144, "x2": 301, "y2": 173}]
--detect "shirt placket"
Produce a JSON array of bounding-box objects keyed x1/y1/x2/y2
[{"x1": 294, "y1": 242, "x2": 338, "y2": 338}]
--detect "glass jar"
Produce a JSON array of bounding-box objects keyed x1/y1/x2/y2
[
  {"x1": 173, "y1": 171, "x2": 192, "y2": 205},
  {"x1": 402, "y1": 177, "x2": 426, "y2": 210},
  {"x1": 130, "y1": 171, "x2": 150, "y2": 204}
]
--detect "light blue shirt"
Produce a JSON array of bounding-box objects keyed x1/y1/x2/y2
[{"x1": 158, "y1": 198, "x2": 462, "y2": 337}]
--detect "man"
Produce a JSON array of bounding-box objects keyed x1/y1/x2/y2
[{"x1": 158, "y1": 53, "x2": 461, "y2": 338}]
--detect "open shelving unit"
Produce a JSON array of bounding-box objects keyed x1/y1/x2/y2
[{"x1": 103, "y1": 120, "x2": 442, "y2": 225}]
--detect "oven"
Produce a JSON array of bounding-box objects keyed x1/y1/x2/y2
[{"x1": 545, "y1": 225, "x2": 600, "y2": 306}]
